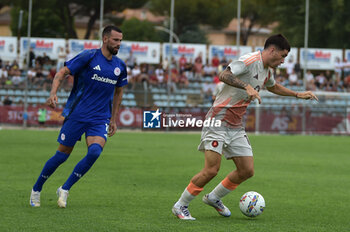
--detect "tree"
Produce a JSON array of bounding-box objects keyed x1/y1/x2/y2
[
  {"x1": 149, "y1": 0, "x2": 236, "y2": 44},
  {"x1": 120, "y1": 18, "x2": 162, "y2": 42},
  {"x1": 239, "y1": 0, "x2": 278, "y2": 45},
  {"x1": 10, "y1": 0, "x2": 66, "y2": 38},
  {"x1": 69, "y1": 0, "x2": 148, "y2": 39},
  {"x1": 8, "y1": 0, "x2": 148, "y2": 39},
  {"x1": 273, "y1": 0, "x2": 350, "y2": 48}
]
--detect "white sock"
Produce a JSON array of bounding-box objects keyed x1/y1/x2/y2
[
  {"x1": 175, "y1": 189, "x2": 196, "y2": 207},
  {"x1": 208, "y1": 183, "x2": 232, "y2": 201}
]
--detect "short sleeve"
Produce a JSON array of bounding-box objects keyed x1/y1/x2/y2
[
  {"x1": 116, "y1": 61, "x2": 128, "y2": 87},
  {"x1": 65, "y1": 49, "x2": 96, "y2": 75},
  {"x1": 228, "y1": 60, "x2": 248, "y2": 76},
  {"x1": 265, "y1": 69, "x2": 276, "y2": 87}
]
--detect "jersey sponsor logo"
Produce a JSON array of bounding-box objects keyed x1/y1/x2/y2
[
  {"x1": 91, "y1": 74, "x2": 117, "y2": 84},
  {"x1": 93, "y1": 65, "x2": 101, "y2": 71},
  {"x1": 114, "y1": 67, "x2": 121, "y2": 76}
]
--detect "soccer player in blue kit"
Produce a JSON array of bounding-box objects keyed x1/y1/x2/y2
[{"x1": 30, "y1": 25, "x2": 127, "y2": 208}]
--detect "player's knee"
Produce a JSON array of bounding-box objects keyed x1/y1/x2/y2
[
  {"x1": 54, "y1": 150, "x2": 70, "y2": 164},
  {"x1": 202, "y1": 167, "x2": 219, "y2": 180},
  {"x1": 86, "y1": 143, "x2": 103, "y2": 164},
  {"x1": 238, "y1": 168, "x2": 254, "y2": 180}
]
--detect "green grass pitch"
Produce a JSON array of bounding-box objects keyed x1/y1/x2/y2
[{"x1": 0, "y1": 129, "x2": 349, "y2": 232}]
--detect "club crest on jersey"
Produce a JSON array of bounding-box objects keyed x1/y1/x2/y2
[
  {"x1": 114, "y1": 67, "x2": 121, "y2": 76},
  {"x1": 212, "y1": 140, "x2": 219, "y2": 147}
]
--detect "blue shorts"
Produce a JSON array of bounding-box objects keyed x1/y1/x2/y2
[{"x1": 57, "y1": 119, "x2": 109, "y2": 147}]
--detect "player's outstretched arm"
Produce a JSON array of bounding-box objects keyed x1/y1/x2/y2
[
  {"x1": 219, "y1": 67, "x2": 261, "y2": 103},
  {"x1": 108, "y1": 86, "x2": 123, "y2": 137},
  {"x1": 266, "y1": 83, "x2": 318, "y2": 101},
  {"x1": 47, "y1": 66, "x2": 71, "y2": 109}
]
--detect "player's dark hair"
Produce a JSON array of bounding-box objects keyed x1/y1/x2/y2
[
  {"x1": 264, "y1": 34, "x2": 290, "y2": 52},
  {"x1": 102, "y1": 25, "x2": 122, "y2": 38}
]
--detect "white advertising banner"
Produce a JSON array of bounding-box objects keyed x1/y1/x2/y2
[
  {"x1": 345, "y1": 50, "x2": 350, "y2": 61},
  {"x1": 118, "y1": 41, "x2": 161, "y2": 64},
  {"x1": 68, "y1": 40, "x2": 161, "y2": 64},
  {"x1": 20, "y1": 37, "x2": 66, "y2": 60},
  {"x1": 208, "y1": 45, "x2": 252, "y2": 63},
  {"x1": 254, "y1": 46, "x2": 298, "y2": 69},
  {"x1": 68, "y1": 39, "x2": 101, "y2": 56},
  {"x1": 300, "y1": 48, "x2": 342, "y2": 70},
  {"x1": 162, "y1": 43, "x2": 207, "y2": 64},
  {"x1": 0, "y1": 37, "x2": 17, "y2": 61}
]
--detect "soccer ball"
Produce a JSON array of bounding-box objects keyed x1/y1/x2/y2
[{"x1": 239, "y1": 191, "x2": 265, "y2": 217}]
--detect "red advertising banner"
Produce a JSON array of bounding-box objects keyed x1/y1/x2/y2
[
  {"x1": 0, "y1": 106, "x2": 144, "y2": 128},
  {"x1": 0, "y1": 106, "x2": 348, "y2": 134}
]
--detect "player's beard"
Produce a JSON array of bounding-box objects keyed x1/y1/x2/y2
[{"x1": 107, "y1": 44, "x2": 119, "y2": 55}]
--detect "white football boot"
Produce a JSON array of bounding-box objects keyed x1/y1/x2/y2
[
  {"x1": 57, "y1": 186, "x2": 69, "y2": 208},
  {"x1": 172, "y1": 204, "x2": 196, "y2": 220},
  {"x1": 202, "y1": 194, "x2": 231, "y2": 217},
  {"x1": 30, "y1": 189, "x2": 41, "y2": 207}
]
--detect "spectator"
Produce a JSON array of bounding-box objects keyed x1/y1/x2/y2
[
  {"x1": 305, "y1": 70, "x2": 316, "y2": 91},
  {"x1": 315, "y1": 72, "x2": 327, "y2": 89},
  {"x1": 201, "y1": 79, "x2": 215, "y2": 102},
  {"x1": 42, "y1": 53, "x2": 51, "y2": 65},
  {"x1": 294, "y1": 61, "x2": 301, "y2": 78},
  {"x1": 334, "y1": 57, "x2": 342, "y2": 79},
  {"x1": 131, "y1": 64, "x2": 141, "y2": 82},
  {"x1": 155, "y1": 64, "x2": 165, "y2": 87},
  {"x1": 285, "y1": 58, "x2": 295, "y2": 77},
  {"x1": 126, "y1": 51, "x2": 136, "y2": 69},
  {"x1": 219, "y1": 56, "x2": 228, "y2": 71},
  {"x1": 203, "y1": 64, "x2": 216, "y2": 77},
  {"x1": 343, "y1": 58, "x2": 350, "y2": 77},
  {"x1": 288, "y1": 70, "x2": 299, "y2": 86},
  {"x1": 3, "y1": 95, "x2": 12, "y2": 105},
  {"x1": 27, "y1": 66, "x2": 36, "y2": 87},
  {"x1": 344, "y1": 74, "x2": 350, "y2": 91},
  {"x1": 211, "y1": 54, "x2": 220, "y2": 68},
  {"x1": 184, "y1": 58, "x2": 194, "y2": 79},
  {"x1": 178, "y1": 71, "x2": 189, "y2": 89},
  {"x1": 29, "y1": 48, "x2": 36, "y2": 68},
  {"x1": 162, "y1": 57, "x2": 169, "y2": 71},
  {"x1": 65, "y1": 49, "x2": 74, "y2": 61},
  {"x1": 194, "y1": 52, "x2": 203, "y2": 79},
  {"x1": 11, "y1": 70, "x2": 24, "y2": 89},
  {"x1": 179, "y1": 54, "x2": 187, "y2": 72}
]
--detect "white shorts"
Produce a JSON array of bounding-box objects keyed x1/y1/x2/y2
[{"x1": 197, "y1": 126, "x2": 253, "y2": 159}]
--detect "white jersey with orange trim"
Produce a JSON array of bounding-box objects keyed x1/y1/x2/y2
[{"x1": 206, "y1": 51, "x2": 275, "y2": 128}]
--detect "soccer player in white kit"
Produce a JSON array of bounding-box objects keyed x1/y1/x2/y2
[{"x1": 172, "y1": 34, "x2": 318, "y2": 220}]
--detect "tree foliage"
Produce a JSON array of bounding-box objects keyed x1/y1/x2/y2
[
  {"x1": 8, "y1": 0, "x2": 147, "y2": 39},
  {"x1": 5, "y1": 0, "x2": 350, "y2": 48},
  {"x1": 149, "y1": 0, "x2": 236, "y2": 44},
  {"x1": 273, "y1": 0, "x2": 350, "y2": 48},
  {"x1": 120, "y1": 18, "x2": 162, "y2": 42}
]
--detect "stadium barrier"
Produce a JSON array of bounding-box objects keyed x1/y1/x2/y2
[{"x1": 1, "y1": 91, "x2": 349, "y2": 134}]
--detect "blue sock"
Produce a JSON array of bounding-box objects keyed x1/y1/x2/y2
[
  {"x1": 33, "y1": 151, "x2": 69, "y2": 192},
  {"x1": 62, "y1": 144, "x2": 103, "y2": 191}
]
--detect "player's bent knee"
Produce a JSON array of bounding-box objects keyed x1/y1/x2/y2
[
  {"x1": 238, "y1": 168, "x2": 254, "y2": 180},
  {"x1": 202, "y1": 168, "x2": 219, "y2": 180},
  {"x1": 86, "y1": 143, "x2": 103, "y2": 164}
]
